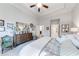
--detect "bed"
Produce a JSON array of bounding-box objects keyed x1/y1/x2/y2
[
  {"x1": 19, "y1": 35, "x2": 79, "y2": 56},
  {"x1": 19, "y1": 37, "x2": 52, "y2": 56}
]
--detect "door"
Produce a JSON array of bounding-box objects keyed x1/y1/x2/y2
[{"x1": 51, "y1": 24, "x2": 59, "y2": 38}]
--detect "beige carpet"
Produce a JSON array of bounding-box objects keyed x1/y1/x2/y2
[{"x1": 0, "y1": 40, "x2": 34, "y2": 56}]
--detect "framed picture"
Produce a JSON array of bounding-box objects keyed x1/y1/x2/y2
[
  {"x1": 7, "y1": 23, "x2": 14, "y2": 30},
  {"x1": 46, "y1": 27, "x2": 49, "y2": 30},
  {"x1": 0, "y1": 27, "x2": 5, "y2": 32},
  {"x1": 0, "y1": 20, "x2": 4, "y2": 26},
  {"x1": 61, "y1": 24, "x2": 69, "y2": 33},
  {"x1": 16, "y1": 22, "x2": 27, "y2": 32}
]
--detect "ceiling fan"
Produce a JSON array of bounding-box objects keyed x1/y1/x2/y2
[{"x1": 30, "y1": 3, "x2": 48, "y2": 12}]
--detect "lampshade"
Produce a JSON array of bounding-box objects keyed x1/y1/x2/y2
[
  {"x1": 70, "y1": 27, "x2": 79, "y2": 32},
  {"x1": 40, "y1": 25, "x2": 44, "y2": 31}
]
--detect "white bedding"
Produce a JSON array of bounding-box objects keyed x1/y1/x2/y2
[
  {"x1": 60, "y1": 39, "x2": 79, "y2": 56},
  {"x1": 59, "y1": 34, "x2": 79, "y2": 56},
  {"x1": 60, "y1": 34, "x2": 79, "y2": 48},
  {"x1": 19, "y1": 37, "x2": 52, "y2": 56},
  {"x1": 19, "y1": 34, "x2": 79, "y2": 56},
  {"x1": 39, "y1": 39, "x2": 79, "y2": 56}
]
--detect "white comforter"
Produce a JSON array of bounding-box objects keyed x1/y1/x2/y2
[
  {"x1": 19, "y1": 37, "x2": 52, "y2": 56},
  {"x1": 39, "y1": 39, "x2": 79, "y2": 56},
  {"x1": 60, "y1": 39, "x2": 79, "y2": 56},
  {"x1": 19, "y1": 34, "x2": 79, "y2": 56}
]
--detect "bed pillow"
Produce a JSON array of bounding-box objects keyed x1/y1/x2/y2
[
  {"x1": 71, "y1": 34, "x2": 79, "y2": 48},
  {"x1": 74, "y1": 34, "x2": 79, "y2": 41}
]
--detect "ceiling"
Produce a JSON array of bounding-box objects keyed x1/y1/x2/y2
[{"x1": 11, "y1": 3, "x2": 77, "y2": 17}]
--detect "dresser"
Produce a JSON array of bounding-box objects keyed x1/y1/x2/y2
[{"x1": 15, "y1": 33, "x2": 33, "y2": 45}]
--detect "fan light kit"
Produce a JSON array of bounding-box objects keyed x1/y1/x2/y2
[
  {"x1": 30, "y1": 3, "x2": 48, "y2": 12},
  {"x1": 36, "y1": 3, "x2": 42, "y2": 8}
]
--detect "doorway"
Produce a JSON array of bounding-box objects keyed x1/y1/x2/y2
[{"x1": 50, "y1": 19, "x2": 60, "y2": 38}]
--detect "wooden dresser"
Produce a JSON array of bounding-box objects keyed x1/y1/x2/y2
[{"x1": 15, "y1": 33, "x2": 33, "y2": 45}]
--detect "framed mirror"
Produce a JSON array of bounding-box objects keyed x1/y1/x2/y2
[{"x1": 16, "y1": 22, "x2": 28, "y2": 33}]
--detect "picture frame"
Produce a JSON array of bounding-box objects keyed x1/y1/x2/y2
[
  {"x1": 0, "y1": 27, "x2": 5, "y2": 32},
  {"x1": 16, "y1": 22, "x2": 27, "y2": 32},
  {"x1": 7, "y1": 23, "x2": 14, "y2": 30},
  {"x1": 46, "y1": 27, "x2": 49, "y2": 30},
  {"x1": 61, "y1": 24, "x2": 69, "y2": 33},
  {"x1": 0, "y1": 20, "x2": 4, "y2": 26}
]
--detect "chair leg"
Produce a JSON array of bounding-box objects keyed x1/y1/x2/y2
[
  {"x1": 11, "y1": 45, "x2": 13, "y2": 49},
  {"x1": 2, "y1": 48, "x2": 3, "y2": 54}
]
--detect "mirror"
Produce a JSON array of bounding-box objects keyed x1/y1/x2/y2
[{"x1": 16, "y1": 22, "x2": 28, "y2": 33}]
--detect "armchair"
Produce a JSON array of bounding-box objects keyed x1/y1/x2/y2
[{"x1": 1, "y1": 35, "x2": 13, "y2": 54}]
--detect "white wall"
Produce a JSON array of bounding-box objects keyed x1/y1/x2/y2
[
  {"x1": 72, "y1": 4, "x2": 79, "y2": 27},
  {"x1": 38, "y1": 11, "x2": 73, "y2": 37},
  {"x1": 0, "y1": 4, "x2": 37, "y2": 37},
  {"x1": 0, "y1": 4, "x2": 37, "y2": 24}
]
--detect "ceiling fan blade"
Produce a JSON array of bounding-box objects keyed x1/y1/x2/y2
[
  {"x1": 38, "y1": 8, "x2": 40, "y2": 12},
  {"x1": 42, "y1": 4, "x2": 48, "y2": 8},
  {"x1": 30, "y1": 4, "x2": 36, "y2": 8}
]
